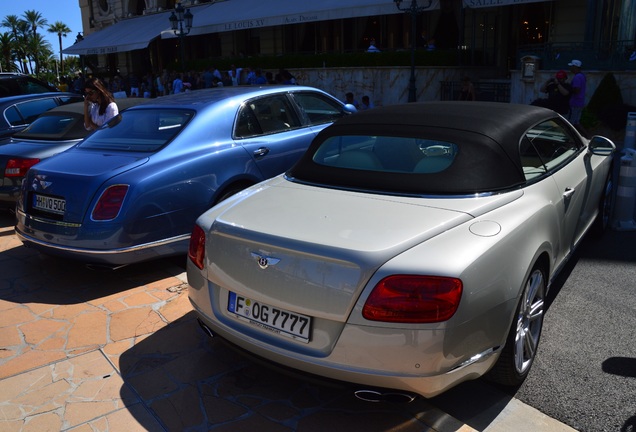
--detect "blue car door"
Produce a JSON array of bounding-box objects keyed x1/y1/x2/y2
[{"x1": 236, "y1": 94, "x2": 317, "y2": 179}]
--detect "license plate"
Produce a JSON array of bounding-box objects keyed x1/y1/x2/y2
[
  {"x1": 33, "y1": 194, "x2": 66, "y2": 215},
  {"x1": 228, "y1": 292, "x2": 311, "y2": 343}
]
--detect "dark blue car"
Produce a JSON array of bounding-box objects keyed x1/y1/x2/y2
[{"x1": 15, "y1": 86, "x2": 355, "y2": 267}]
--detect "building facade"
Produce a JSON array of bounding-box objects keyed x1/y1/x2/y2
[{"x1": 67, "y1": 0, "x2": 636, "y2": 107}]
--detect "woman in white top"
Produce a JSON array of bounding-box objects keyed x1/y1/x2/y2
[{"x1": 84, "y1": 77, "x2": 119, "y2": 131}]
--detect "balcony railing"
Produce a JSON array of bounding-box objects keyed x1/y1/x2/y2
[
  {"x1": 518, "y1": 40, "x2": 636, "y2": 71},
  {"x1": 440, "y1": 80, "x2": 511, "y2": 103}
]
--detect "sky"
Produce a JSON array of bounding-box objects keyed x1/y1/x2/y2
[{"x1": 1, "y1": 0, "x2": 84, "y2": 55}]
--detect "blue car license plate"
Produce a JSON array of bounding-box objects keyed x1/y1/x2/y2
[
  {"x1": 33, "y1": 194, "x2": 66, "y2": 215},
  {"x1": 228, "y1": 292, "x2": 311, "y2": 343}
]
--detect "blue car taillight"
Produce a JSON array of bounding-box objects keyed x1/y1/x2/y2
[{"x1": 92, "y1": 185, "x2": 129, "y2": 221}]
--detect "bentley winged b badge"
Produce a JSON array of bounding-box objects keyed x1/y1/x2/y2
[{"x1": 250, "y1": 252, "x2": 280, "y2": 269}]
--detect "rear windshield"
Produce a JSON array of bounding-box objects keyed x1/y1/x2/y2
[
  {"x1": 313, "y1": 135, "x2": 458, "y2": 173},
  {"x1": 289, "y1": 127, "x2": 524, "y2": 195},
  {"x1": 78, "y1": 109, "x2": 193, "y2": 152}
]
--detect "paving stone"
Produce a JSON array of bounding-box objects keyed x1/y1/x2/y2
[
  {"x1": 0, "y1": 325, "x2": 22, "y2": 347},
  {"x1": 212, "y1": 413, "x2": 294, "y2": 432},
  {"x1": 20, "y1": 318, "x2": 69, "y2": 345},
  {"x1": 125, "y1": 364, "x2": 181, "y2": 401},
  {"x1": 0, "y1": 305, "x2": 37, "y2": 327},
  {"x1": 0, "y1": 349, "x2": 67, "y2": 379},
  {"x1": 201, "y1": 389, "x2": 249, "y2": 424},
  {"x1": 65, "y1": 403, "x2": 164, "y2": 431},
  {"x1": 296, "y1": 409, "x2": 434, "y2": 432},
  {"x1": 157, "y1": 291, "x2": 193, "y2": 322},
  {"x1": 255, "y1": 400, "x2": 301, "y2": 423},
  {"x1": 109, "y1": 308, "x2": 167, "y2": 342},
  {"x1": 66, "y1": 310, "x2": 109, "y2": 349},
  {"x1": 148, "y1": 386, "x2": 204, "y2": 431},
  {"x1": 121, "y1": 291, "x2": 162, "y2": 307},
  {"x1": 21, "y1": 411, "x2": 63, "y2": 432}
]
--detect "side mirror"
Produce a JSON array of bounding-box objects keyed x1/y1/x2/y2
[
  {"x1": 588, "y1": 135, "x2": 616, "y2": 156},
  {"x1": 343, "y1": 104, "x2": 358, "y2": 114}
]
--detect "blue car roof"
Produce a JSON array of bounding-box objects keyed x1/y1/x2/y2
[{"x1": 124, "y1": 85, "x2": 320, "y2": 110}]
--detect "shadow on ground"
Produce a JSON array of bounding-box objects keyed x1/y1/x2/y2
[{"x1": 117, "y1": 312, "x2": 473, "y2": 432}]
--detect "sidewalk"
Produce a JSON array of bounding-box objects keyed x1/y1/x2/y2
[{"x1": 0, "y1": 214, "x2": 574, "y2": 431}]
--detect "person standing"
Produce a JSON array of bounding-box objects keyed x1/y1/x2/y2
[
  {"x1": 83, "y1": 77, "x2": 119, "y2": 131},
  {"x1": 360, "y1": 95, "x2": 375, "y2": 110},
  {"x1": 568, "y1": 59, "x2": 586, "y2": 134},
  {"x1": 367, "y1": 38, "x2": 380, "y2": 53},
  {"x1": 202, "y1": 67, "x2": 214, "y2": 88},
  {"x1": 172, "y1": 73, "x2": 184, "y2": 94},
  {"x1": 459, "y1": 76, "x2": 476, "y2": 101},
  {"x1": 344, "y1": 92, "x2": 360, "y2": 109},
  {"x1": 539, "y1": 70, "x2": 572, "y2": 116}
]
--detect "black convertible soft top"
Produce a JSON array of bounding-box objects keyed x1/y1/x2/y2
[{"x1": 288, "y1": 101, "x2": 563, "y2": 195}]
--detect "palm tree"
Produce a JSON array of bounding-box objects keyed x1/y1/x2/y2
[
  {"x1": 1, "y1": 15, "x2": 24, "y2": 71},
  {"x1": 0, "y1": 33, "x2": 17, "y2": 72},
  {"x1": 22, "y1": 10, "x2": 48, "y2": 75},
  {"x1": 1, "y1": 15, "x2": 21, "y2": 35},
  {"x1": 48, "y1": 21, "x2": 71, "y2": 77},
  {"x1": 28, "y1": 33, "x2": 52, "y2": 76},
  {"x1": 15, "y1": 20, "x2": 31, "y2": 74}
]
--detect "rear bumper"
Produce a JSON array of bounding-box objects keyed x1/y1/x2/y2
[
  {"x1": 15, "y1": 210, "x2": 189, "y2": 265},
  {"x1": 189, "y1": 295, "x2": 500, "y2": 399}
]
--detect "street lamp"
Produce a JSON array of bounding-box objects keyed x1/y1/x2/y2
[
  {"x1": 169, "y1": 2, "x2": 194, "y2": 71},
  {"x1": 74, "y1": 32, "x2": 85, "y2": 75},
  {"x1": 394, "y1": 0, "x2": 432, "y2": 102}
]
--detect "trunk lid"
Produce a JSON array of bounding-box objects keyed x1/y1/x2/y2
[
  {"x1": 206, "y1": 180, "x2": 522, "y2": 322},
  {"x1": 26, "y1": 149, "x2": 149, "y2": 223}
]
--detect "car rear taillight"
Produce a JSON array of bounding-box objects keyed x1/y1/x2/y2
[
  {"x1": 188, "y1": 224, "x2": 206, "y2": 270},
  {"x1": 91, "y1": 185, "x2": 129, "y2": 221},
  {"x1": 362, "y1": 275, "x2": 463, "y2": 323},
  {"x1": 4, "y1": 158, "x2": 40, "y2": 177}
]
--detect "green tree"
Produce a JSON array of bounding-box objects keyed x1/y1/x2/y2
[
  {"x1": 0, "y1": 32, "x2": 17, "y2": 72},
  {"x1": 28, "y1": 33, "x2": 53, "y2": 76},
  {"x1": 1, "y1": 15, "x2": 25, "y2": 72},
  {"x1": 22, "y1": 10, "x2": 48, "y2": 75},
  {"x1": 64, "y1": 55, "x2": 80, "y2": 76},
  {"x1": 48, "y1": 21, "x2": 71, "y2": 77},
  {"x1": 14, "y1": 20, "x2": 31, "y2": 74}
]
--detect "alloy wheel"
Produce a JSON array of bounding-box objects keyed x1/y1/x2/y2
[{"x1": 514, "y1": 268, "x2": 545, "y2": 375}]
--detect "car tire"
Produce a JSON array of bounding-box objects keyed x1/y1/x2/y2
[
  {"x1": 487, "y1": 264, "x2": 546, "y2": 386},
  {"x1": 592, "y1": 172, "x2": 613, "y2": 236}
]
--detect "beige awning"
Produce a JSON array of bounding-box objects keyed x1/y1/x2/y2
[
  {"x1": 161, "y1": 0, "x2": 440, "y2": 39},
  {"x1": 63, "y1": 9, "x2": 178, "y2": 55},
  {"x1": 463, "y1": 0, "x2": 553, "y2": 8}
]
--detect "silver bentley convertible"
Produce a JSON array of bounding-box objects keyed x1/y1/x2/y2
[{"x1": 187, "y1": 101, "x2": 616, "y2": 399}]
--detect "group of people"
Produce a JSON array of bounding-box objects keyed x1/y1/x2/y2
[
  {"x1": 344, "y1": 92, "x2": 375, "y2": 110},
  {"x1": 79, "y1": 65, "x2": 299, "y2": 132},
  {"x1": 71, "y1": 66, "x2": 298, "y2": 100},
  {"x1": 156, "y1": 66, "x2": 297, "y2": 96},
  {"x1": 532, "y1": 59, "x2": 587, "y2": 132},
  {"x1": 80, "y1": 59, "x2": 588, "y2": 137}
]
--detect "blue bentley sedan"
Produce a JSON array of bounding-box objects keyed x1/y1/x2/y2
[{"x1": 15, "y1": 86, "x2": 355, "y2": 267}]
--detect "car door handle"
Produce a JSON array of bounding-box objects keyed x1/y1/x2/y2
[
  {"x1": 563, "y1": 188, "x2": 575, "y2": 200},
  {"x1": 563, "y1": 188, "x2": 575, "y2": 211},
  {"x1": 253, "y1": 147, "x2": 269, "y2": 158}
]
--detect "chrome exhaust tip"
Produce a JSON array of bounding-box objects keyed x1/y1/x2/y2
[
  {"x1": 354, "y1": 389, "x2": 417, "y2": 404},
  {"x1": 197, "y1": 318, "x2": 214, "y2": 338}
]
